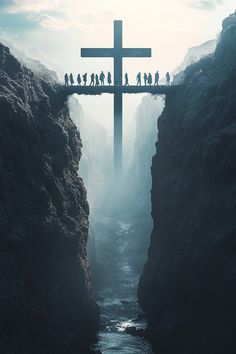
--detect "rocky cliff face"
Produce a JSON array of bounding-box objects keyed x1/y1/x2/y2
[
  {"x1": 125, "y1": 95, "x2": 164, "y2": 221},
  {"x1": 0, "y1": 43, "x2": 99, "y2": 354},
  {"x1": 138, "y1": 12, "x2": 236, "y2": 354}
]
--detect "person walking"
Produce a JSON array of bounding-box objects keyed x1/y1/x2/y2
[
  {"x1": 64, "y1": 73, "x2": 69, "y2": 87},
  {"x1": 90, "y1": 73, "x2": 95, "y2": 86},
  {"x1": 82, "y1": 73, "x2": 87, "y2": 86},
  {"x1": 124, "y1": 73, "x2": 129, "y2": 86},
  {"x1": 69, "y1": 73, "x2": 74, "y2": 86},
  {"x1": 144, "y1": 73, "x2": 148, "y2": 86},
  {"x1": 95, "y1": 74, "x2": 99, "y2": 86},
  {"x1": 148, "y1": 73, "x2": 152, "y2": 85},
  {"x1": 154, "y1": 71, "x2": 160, "y2": 86},
  {"x1": 136, "y1": 72, "x2": 141, "y2": 85},
  {"x1": 107, "y1": 71, "x2": 112, "y2": 86},
  {"x1": 166, "y1": 72, "x2": 171, "y2": 85},
  {"x1": 77, "y1": 73, "x2": 81, "y2": 85},
  {"x1": 100, "y1": 71, "x2": 105, "y2": 85}
]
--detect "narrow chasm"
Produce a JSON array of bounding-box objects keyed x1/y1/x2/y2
[
  {"x1": 69, "y1": 93, "x2": 164, "y2": 353},
  {"x1": 1, "y1": 10, "x2": 236, "y2": 354}
]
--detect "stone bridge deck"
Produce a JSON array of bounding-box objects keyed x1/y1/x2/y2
[{"x1": 62, "y1": 85, "x2": 180, "y2": 96}]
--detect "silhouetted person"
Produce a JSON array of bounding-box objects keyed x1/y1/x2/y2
[
  {"x1": 77, "y1": 73, "x2": 81, "y2": 85},
  {"x1": 95, "y1": 74, "x2": 99, "y2": 86},
  {"x1": 100, "y1": 71, "x2": 105, "y2": 85},
  {"x1": 64, "y1": 73, "x2": 69, "y2": 87},
  {"x1": 124, "y1": 73, "x2": 129, "y2": 86},
  {"x1": 148, "y1": 73, "x2": 152, "y2": 85},
  {"x1": 136, "y1": 72, "x2": 141, "y2": 85},
  {"x1": 144, "y1": 73, "x2": 148, "y2": 86},
  {"x1": 107, "y1": 71, "x2": 112, "y2": 86},
  {"x1": 90, "y1": 73, "x2": 95, "y2": 86},
  {"x1": 69, "y1": 73, "x2": 74, "y2": 86},
  {"x1": 166, "y1": 72, "x2": 171, "y2": 85},
  {"x1": 154, "y1": 71, "x2": 160, "y2": 86},
  {"x1": 83, "y1": 73, "x2": 87, "y2": 86}
]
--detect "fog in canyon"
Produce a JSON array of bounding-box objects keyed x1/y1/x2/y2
[{"x1": 0, "y1": 8, "x2": 235, "y2": 353}]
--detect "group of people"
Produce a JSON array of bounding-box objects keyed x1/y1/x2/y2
[
  {"x1": 64, "y1": 71, "x2": 111, "y2": 87},
  {"x1": 134, "y1": 71, "x2": 170, "y2": 86},
  {"x1": 64, "y1": 70, "x2": 171, "y2": 86}
]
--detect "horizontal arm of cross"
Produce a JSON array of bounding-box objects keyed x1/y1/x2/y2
[
  {"x1": 81, "y1": 48, "x2": 114, "y2": 57},
  {"x1": 81, "y1": 48, "x2": 152, "y2": 58},
  {"x1": 122, "y1": 48, "x2": 152, "y2": 57}
]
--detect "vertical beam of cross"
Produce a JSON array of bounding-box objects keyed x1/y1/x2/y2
[
  {"x1": 81, "y1": 21, "x2": 151, "y2": 174},
  {"x1": 114, "y1": 20, "x2": 122, "y2": 86},
  {"x1": 113, "y1": 21, "x2": 123, "y2": 174}
]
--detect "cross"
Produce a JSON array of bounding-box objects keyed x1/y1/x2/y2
[{"x1": 81, "y1": 20, "x2": 151, "y2": 174}]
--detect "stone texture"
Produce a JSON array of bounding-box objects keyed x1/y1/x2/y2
[
  {"x1": 138, "y1": 12, "x2": 236, "y2": 354},
  {"x1": 0, "y1": 43, "x2": 99, "y2": 354}
]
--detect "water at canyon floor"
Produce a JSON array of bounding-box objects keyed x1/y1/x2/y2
[{"x1": 91, "y1": 217, "x2": 153, "y2": 354}]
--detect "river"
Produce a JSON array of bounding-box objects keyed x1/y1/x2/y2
[{"x1": 91, "y1": 216, "x2": 153, "y2": 354}]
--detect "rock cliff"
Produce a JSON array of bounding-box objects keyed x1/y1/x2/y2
[
  {"x1": 0, "y1": 43, "x2": 99, "y2": 354},
  {"x1": 138, "y1": 12, "x2": 236, "y2": 354}
]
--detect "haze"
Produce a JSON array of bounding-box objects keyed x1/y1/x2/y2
[{"x1": 0, "y1": 0, "x2": 235, "y2": 145}]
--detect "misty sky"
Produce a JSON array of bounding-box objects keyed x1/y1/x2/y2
[
  {"x1": 0, "y1": 0, "x2": 235, "y2": 154},
  {"x1": 0, "y1": 0, "x2": 235, "y2": 77}
]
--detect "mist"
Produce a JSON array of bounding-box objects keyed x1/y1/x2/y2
[
  {"x1": 68, "y1": 90, "x2": 164, "y2": 353},
  {"x1": 66, "y1": 33, "x2": 213, "y2": 349},
  {"x1": 0, "y1": 0, "x2": 236, "y2": 352}
]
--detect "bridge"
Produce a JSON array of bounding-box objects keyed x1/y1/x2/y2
[
  {"x1": 65, "y1": 85, "x2": 176, "y2": 96},
  {"x1": 64, "y1": 20, "x2": 179, "y2": 174}
]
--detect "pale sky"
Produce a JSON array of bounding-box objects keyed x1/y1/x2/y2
[
  {"x1": 0, "y1": 0, "x2": 235, "y2": 76},
  {"x1": 0, "y1": 0, "x2": 235, "y2": 154}
]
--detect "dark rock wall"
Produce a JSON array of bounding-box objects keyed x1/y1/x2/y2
[
  {"x1": 138, "y1": 12, "x2": 236, "y2": 354},
  {"x1": 0, "y1": 43, "x2": 99, "y2": 354}
]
